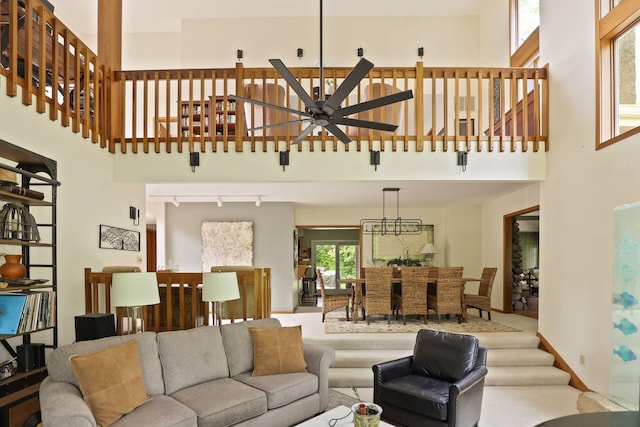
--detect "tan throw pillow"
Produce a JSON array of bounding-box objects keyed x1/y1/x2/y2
[
  {"x1": 70, "y1": 340, "x2": 149, "y2": 427},
  {"x1": 249, "y1": 326, "x2": 307, "y2": 376}
]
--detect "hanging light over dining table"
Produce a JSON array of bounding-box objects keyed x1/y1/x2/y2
[{"x1": 360, "y1": 188, "x2": 422, "y2": 236}]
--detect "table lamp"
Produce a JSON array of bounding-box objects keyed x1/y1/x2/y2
[
  {"x1": 111, "y1": 272, "x2": 160, "y2": 334},
  {"x1": 420, "y1": 243, "x2": 438, "y2": 266},
  {"x1": 202, "y1": 272, "x2": 240, "y2": 325}
]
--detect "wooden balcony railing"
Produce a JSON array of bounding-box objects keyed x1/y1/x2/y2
[{"x1": 1, "y1": 0, "x2": 549, "y2": 155}]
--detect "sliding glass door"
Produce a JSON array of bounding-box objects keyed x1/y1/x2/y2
[{"x1": 312, "y1": 240, "x2": 359, "y2": 289}]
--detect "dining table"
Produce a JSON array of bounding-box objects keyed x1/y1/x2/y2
[{"x1": 339, "y1": 275, "x2": 482, "y2": 323}]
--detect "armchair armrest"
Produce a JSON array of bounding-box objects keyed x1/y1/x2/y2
[
  {"x1": 448, "y1": 347, "x2": 489, "y2": 427},
  {"x1": 372, "y1": 356, "x2": 413, "y2": 402},
  {"x1": 39, "y1": 377, "x2": 97, "y2": 427},
  {"x1": 303, "y1": 341, "x2": 336, "y2": 412}
]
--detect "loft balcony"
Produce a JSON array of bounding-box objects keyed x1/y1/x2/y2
[{"x1": 0, "y1": 0, "x2": 548, "y2": 156}]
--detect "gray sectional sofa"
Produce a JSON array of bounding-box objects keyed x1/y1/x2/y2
[{"x1": 39, "y1": 318, "x2": 335, "y2": 427}]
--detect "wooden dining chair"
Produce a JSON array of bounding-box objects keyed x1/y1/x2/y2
[
  {"x1": 316, "y1": 269, "x2": 350, "y2": 322},
  {"x1": 393, "y1": 267, "x2": 429, "y2": 324},
  {"x1": 427, "y1": 267, "x2": 464, "y2": 323},
  {"x1": 364, "y1": 267, "x2": 394, "y2": 324},
  {"x1": 464, "y1": 267, "x2": 498, "y2": 320}
]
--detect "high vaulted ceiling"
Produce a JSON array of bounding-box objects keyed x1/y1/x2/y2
[{"x1": 47, "y1": 0, "x2": 532, "y2": 210}]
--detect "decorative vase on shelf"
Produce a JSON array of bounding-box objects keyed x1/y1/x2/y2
[
  {"x1": 351, "y1": 402, "x2": 382, "y2": 427},
  {"x1": 0, "y1": 254, "x2": 26, "y2": 279}
]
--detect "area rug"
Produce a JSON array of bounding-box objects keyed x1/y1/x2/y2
[{"x1": 323, "y1": 311, "x2": 521, "y2": 333}]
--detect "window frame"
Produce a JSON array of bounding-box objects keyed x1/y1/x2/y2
[
  {"x1": 510, "y1": 0, "x2": 540, "y2": 67},
  {"x1": 597, "y1": 0, "x2": 640, "y2": 149}
]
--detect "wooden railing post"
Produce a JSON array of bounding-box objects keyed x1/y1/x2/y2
[
  {"x1": 415, "y1": 62, "x2": 424, "y2": 152},
  {"x1": 235, "y1": 62, "x2": 246, "y2": 151}
]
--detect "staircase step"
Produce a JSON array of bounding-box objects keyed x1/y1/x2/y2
[
  {"x1": 330, "y1": 367, "x2": 375, "y2": 388},
  {"x1": 486, "y1": 366, "x2": 571, "y2": 386},
  {"x1": 332, "y1": 349, "x2": 413, "y2": 368},
  {"x1": 474, "y1": 333, "x2": 540, "y2": 349},
  {"x1": 305, "y1": 334, "x2": 415, "y2": 350},
  {"x1": 487, "y1": 348, "x2": 556, "y2": 367}
]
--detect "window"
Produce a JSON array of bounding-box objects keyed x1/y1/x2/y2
[
  {"x1": 510, "y1": 0, "x2": 540, "y2": 67},
  {"x1": 312, "y1": 240, "x2": 359, "y2": 289},
  {"x1": 597, "y1": 0, "x2": 640, "y2": 148}
]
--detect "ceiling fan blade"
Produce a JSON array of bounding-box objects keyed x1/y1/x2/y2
[
  {"x1": 229, "y1": 95, "x2": 312, "y2": 118},
  {"x1": 334, "y1": 117, "x2": 398, "y2": 132},
  {"x1": 324, "y1": 123, "x2": 352, "y2": 144},
  {"x1": 292, "y1": 123, "x2": 318, "y2": 144},
  {"x1": 247, "y1": 118, "x2": 310, "y2": 132},
  {"x1": 269, "y1": 59, "x2": 322, "y2": 114},
  {"x1": 323, "y1": 58, "x2": 374, "y2": 114},
  {"x1": 339, "y1": 90, "x2": 414, "y2": 117}
]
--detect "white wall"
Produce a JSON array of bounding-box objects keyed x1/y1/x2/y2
[
  {"x1": 0, "y1": 85, "x2": 147, "y2": 348},
  {"x1": 163, "y1": 201, "x2": 296, "y2": 311},
  {"x1": 522, "y1": 0, "x2": 640, "y2": 395}
]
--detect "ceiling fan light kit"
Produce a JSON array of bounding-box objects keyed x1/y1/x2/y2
[{"x1": 228, "y1": 0, "x2": 413, "y2": 146}]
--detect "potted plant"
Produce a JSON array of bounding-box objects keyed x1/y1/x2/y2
[{"x1": 351, "y1": 386, "x2": 383, "y2": 427}]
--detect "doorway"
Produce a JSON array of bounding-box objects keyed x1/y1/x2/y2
[
  {"x1": 312, "y1": 240, "x2": 359, "y2": 289},
  {"x1": 503, "y1": 206, "x2": 539, "y2": 318}
]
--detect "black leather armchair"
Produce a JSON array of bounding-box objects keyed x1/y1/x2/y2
[{"x1": 372, "y1": 329, "x2": 488, "y2": 427}]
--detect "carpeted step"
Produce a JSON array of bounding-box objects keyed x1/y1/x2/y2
[
  {"x1": 330, "y1": 367, "x2": 375, "y2": 388},
  {"x1": 486, "y1": 366, "x2": 571, "y2": 386},
  {"x1": 331, "y1": 349, "x2": 413, "y2": 368},
  {"x1": 474, "y1": 333, "x2": 541, "y2": 349},
  {"x1": 305, "y1": 334, "x2": 416, "y2": 350},
  {"x1": 487, "y1": 348, "x2": 556, "y2": 367}
]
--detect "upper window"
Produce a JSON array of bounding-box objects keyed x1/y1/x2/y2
[
  {"x1": 511, "y1": 0, "x2": 540, "y2": 67},
  {"x1": 597, "y1": 0, "x2": 640, "y2": 149}
]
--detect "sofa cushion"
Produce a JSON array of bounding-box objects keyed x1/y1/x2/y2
[
  {"x1": 234, "y1": 371, "x2": 318, "y2": 409},
  {"x1": 111, "y1": 395, "x2": 197, "y2": 427},
  {"x1": 157, "y1": 326, "x2": 229, "y2": 395},
  {"x1": 411, "y1": 330, "x2": 478, "y2": 382},
  {"x1": 221, "y1": 318, "x2": 282, "y2": 377},
  {"x1": 70, "y1": 340, "x2": 149, "y2": 427},
  {"x1": 47, "y1": 332, "x2": 165, "y2": 396},
  {"x1": 249, "y1": 326, "x2": 307, "y2": 376},
  {"x1": 171, "y1": 377, "x2": 267, "y2": 426}
]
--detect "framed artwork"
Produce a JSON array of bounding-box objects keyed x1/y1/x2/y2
[
  {"x1": 372, "y1": 225, "x2": 435, "y2": 261},
  {"x1": 201, "y1": 221, "x2": 253, "y2": 269},
  {"x1": 99, "y1": 225, "x2": 140, "y2": 251}
]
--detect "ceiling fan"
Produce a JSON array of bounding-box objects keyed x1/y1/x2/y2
[{"x1": 228, "y1": 0, "x2": 413, "y2": 145}]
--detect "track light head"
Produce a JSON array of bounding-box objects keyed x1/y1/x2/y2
[
  {"x1": 171, "y1": 197, "x2": 180, "y2": 207},
  {"x1": 217, "y1": 197, "x2": 223, "y2": 207},
  {"x1": 255, "y1": 196, "x2": 262, "y2": 207}
]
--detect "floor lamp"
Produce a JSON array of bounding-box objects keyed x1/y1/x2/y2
[
  {"x1": 111, "y1": 272, "x2": 160, "y2": 334},
  {"x1": 202, "y1": 272, "x2": 240, "y2": 326}
]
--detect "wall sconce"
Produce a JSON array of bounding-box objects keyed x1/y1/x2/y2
[
  {"x1": 255, "y1": 196, "x2": 262, "y2": 207},
  {"x1": 236, "y1": 49, "x2": 243, "y2": 60},
  {"x1": 217, "y1": 197, "x2": 223, "y2": 207},
  {"x1": 297, "y1": 48, "x2": 303, "y2": 59},
  {"x1": 370, "y1": 150, "x2": 380, "y2": 171},
  {"x1": 457, "y1": 151, "x2": 468, "y2": 172},
  {"x1": 171, "y1": 197, "x2": 180, "y2": 207},
  {"x1": 129, "y1": 206, "x2": 140, "y2": 226},
  {"x1": 357, "y1": 47, "x2": 364, "y2": 57},
  {"x1": 279, "y1": 150, "x2": 289, "y2": 171},
  {"x1": 418, "y1": 47, "x2": 424, "y2": 59},
  {"x1": 189, "y1": 151, "x2": 199, "y2": 173}
]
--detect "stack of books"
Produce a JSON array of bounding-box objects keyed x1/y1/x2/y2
[{"x1": 0, "y1": 291, "x2": 56, "y2": 335}]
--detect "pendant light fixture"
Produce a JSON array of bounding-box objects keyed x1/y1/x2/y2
[{"x1": 360, "y1": 188, "x2": 422, "y2": 236}]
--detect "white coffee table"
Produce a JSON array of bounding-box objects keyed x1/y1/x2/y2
[{"x1": 296, "y1": 405, "x2": 392, "y2": 426}]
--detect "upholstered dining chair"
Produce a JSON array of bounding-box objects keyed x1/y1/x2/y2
[
  {"x1": 364, "y1": 267, "x2": 394, "y2": 324},
  {"x1": 373, "y1": 329, "x2": 488, "y2": 427},
  {"x1": 393, "y1": 267, "x2": 429, "y2": 324},
  {"x1": 316, "y1": 268, "x2": 350, "y2": 322},
  {"x1": 464, "y1": 267, "x2": 498, "y2": 320},
  {"x1": 427, "y1": 267, "x2": 464, "y2": 323}
]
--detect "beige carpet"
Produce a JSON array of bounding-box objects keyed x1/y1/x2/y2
[{"x1": 323, "y1": 311, "x2": 521, "y2": 333}]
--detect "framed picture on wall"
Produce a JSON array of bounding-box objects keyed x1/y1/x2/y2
[
  {"x1": 99, "y1": 225, "x2": 141, "y2": 251},
  {"x1": 458, "y1": 118, "x2": 475, "y2": 136}
]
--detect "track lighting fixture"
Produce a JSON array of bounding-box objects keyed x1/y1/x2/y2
[
  {"x1": 255, "y1": 196, "x2": 262, "y2": 207},
  {"x1": 171, "y1": 197, "x2": 180, "y2": 207},
  {"x1": 217, "y1": 197, "x2": 223, "y2": 207}
]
